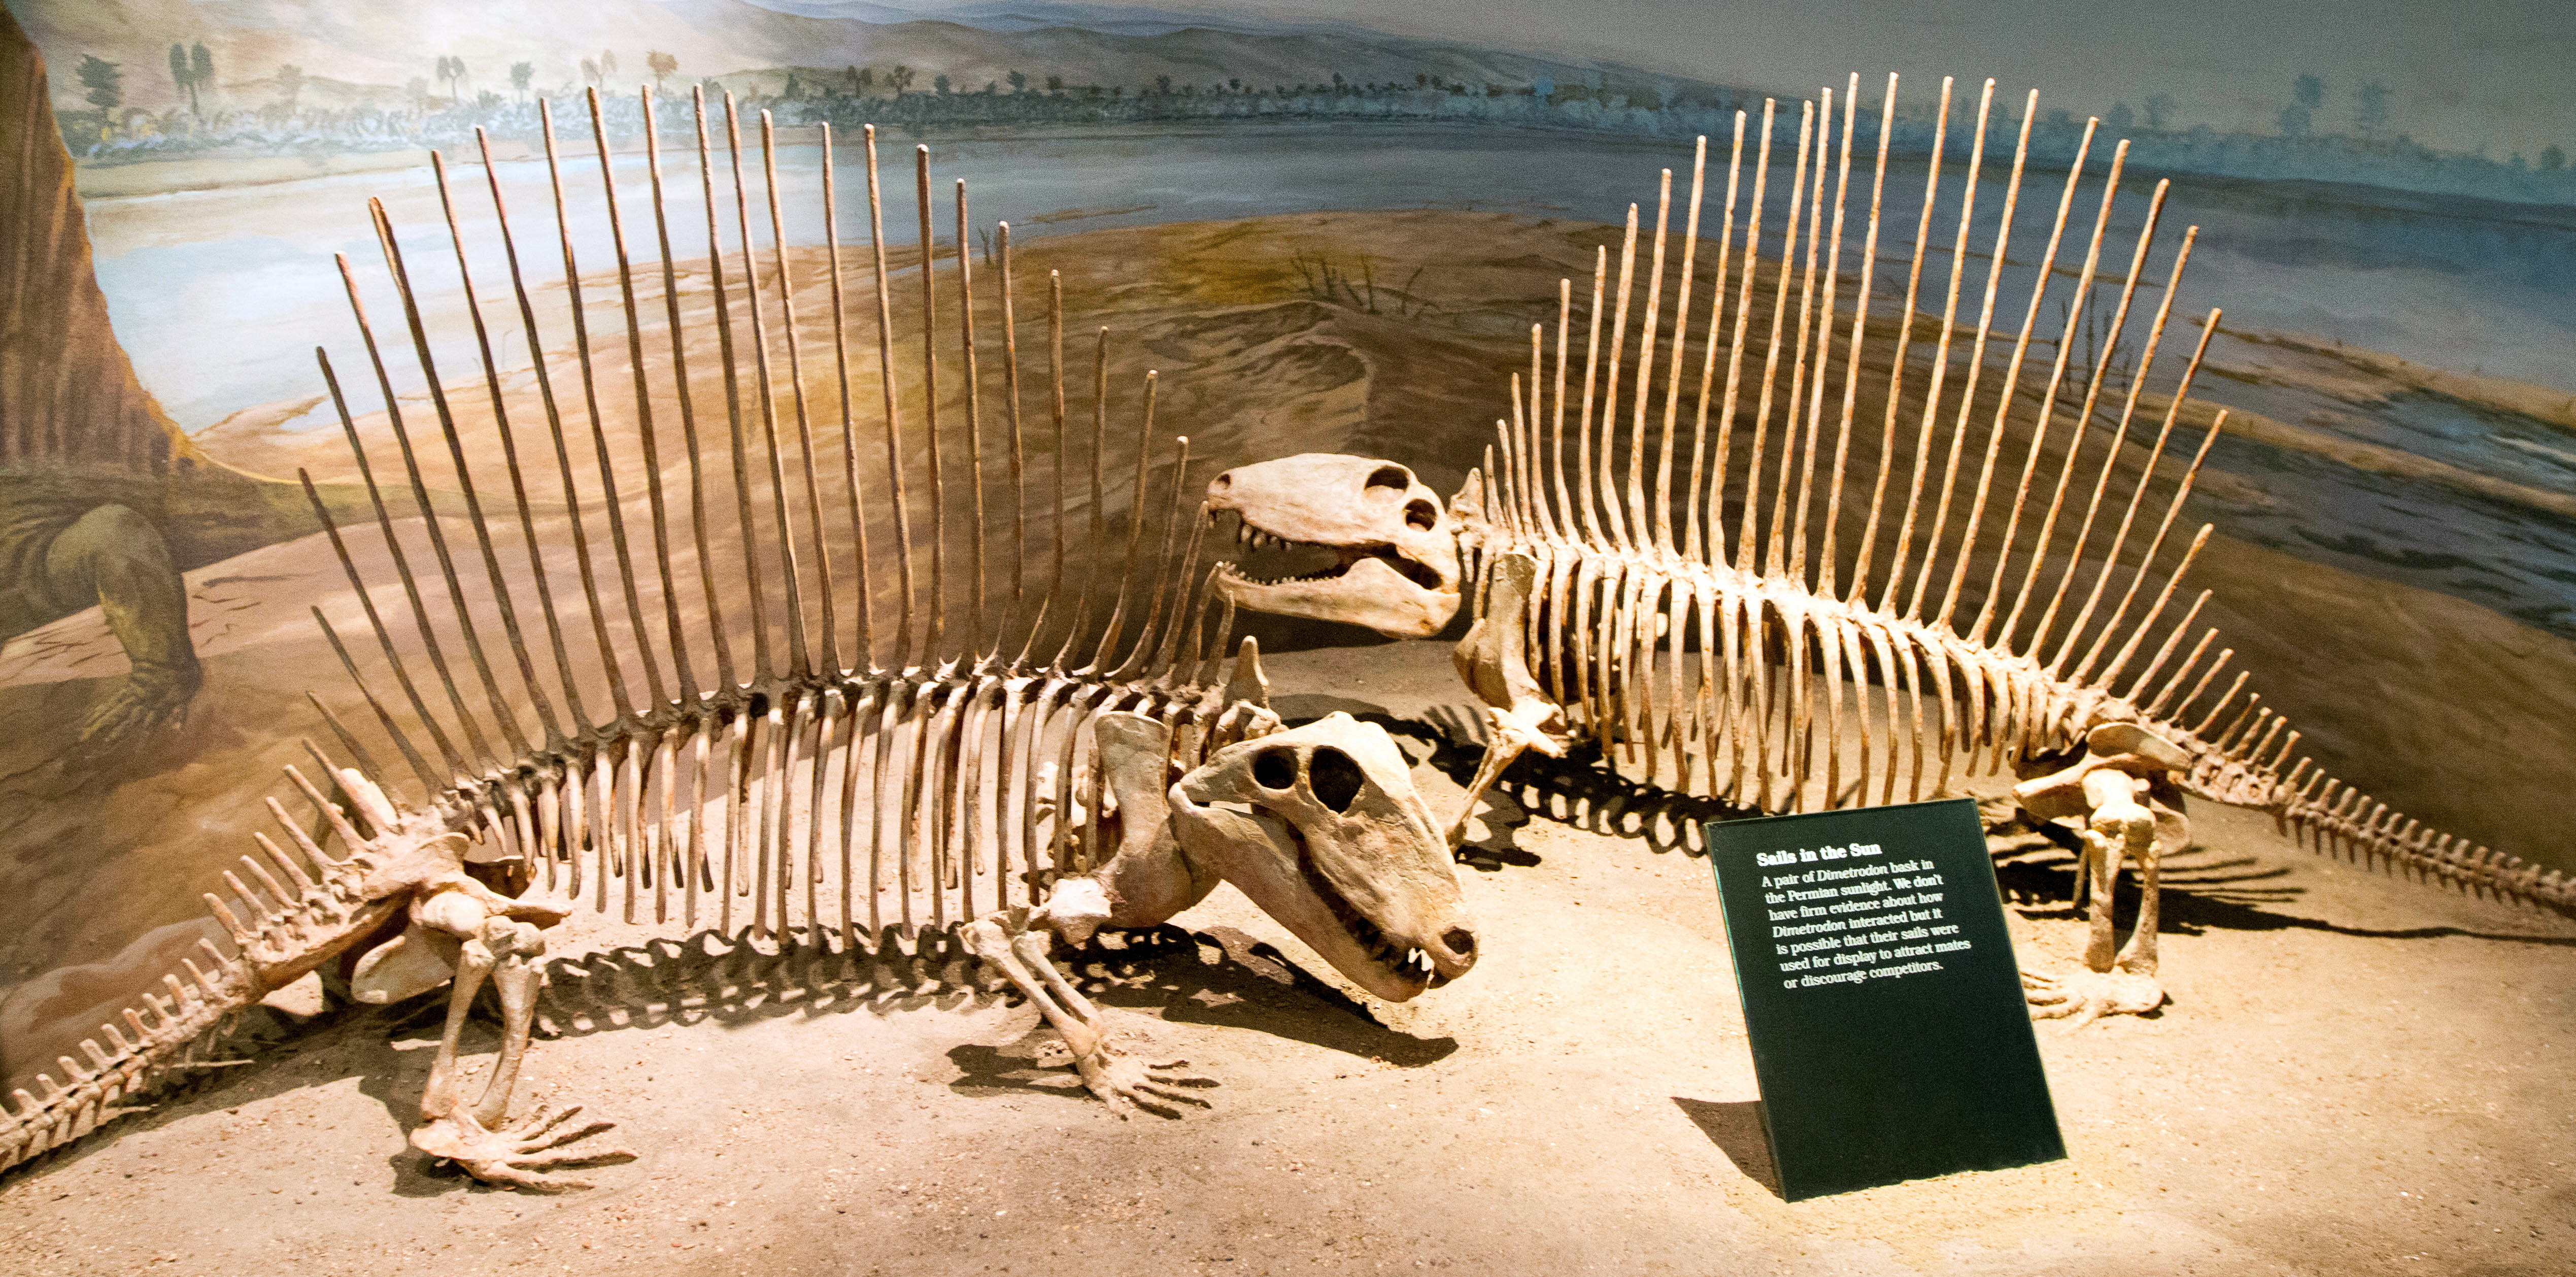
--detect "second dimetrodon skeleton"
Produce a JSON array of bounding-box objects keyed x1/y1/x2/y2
[
  {"x1": 1211, "y1": 76, "x2": 2576, "y2": 1025},
  {"x1": 0, "y1": 88, "x2": 1478, "y2": 1191}
]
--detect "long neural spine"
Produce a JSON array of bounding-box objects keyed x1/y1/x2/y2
[{"x1": 1466, "y1": 77, "x2": 2570, "y2": 918}]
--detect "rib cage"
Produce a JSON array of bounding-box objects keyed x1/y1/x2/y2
[
  {"x1": 1454, "y1": 75, "x2": 2572, "y2": 918},
  {"x1": 5, "y1": 87, "x2": 1248, "y2": 1174}
]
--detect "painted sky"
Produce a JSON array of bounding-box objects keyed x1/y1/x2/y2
[{"x1": 827, "y1": 0, "x2": 2576, "y2": 160}]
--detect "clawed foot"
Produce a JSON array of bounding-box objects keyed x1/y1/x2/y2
[
  {"x1": 75, "y1": 670, "x2": 198, "y2": 749},
  {"x1": 2023, "y1": 967, "x2": 2166, "y2": 1029},
  {"x1": 410, "y1": 1102, "x2": 635, "y2": 1192},
  {"x1": 1068, "y1": 1014, "x2": 1218, "y2": 1119}
]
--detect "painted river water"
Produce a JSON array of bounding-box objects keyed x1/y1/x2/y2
[{"x1": 79, "y1": 120, "x2": 2576, "y2": 635}]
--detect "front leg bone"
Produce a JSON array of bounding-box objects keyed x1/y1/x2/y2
[
  {"x1": 1447, "y1": 552, "x2": 1567, "y2": 848},
  {"x1": 958, "y1": 710, "x2": 1223, "y2": 1116},
  {"x1": 963, "y1": 909, "x2": 1213, "y2": 1118}
]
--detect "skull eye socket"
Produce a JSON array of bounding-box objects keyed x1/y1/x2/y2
[
  {"x1": 1251, "y1": 750, "x2": 1297, "y2": 791},
  {"x1": 1404, "y1": 498, "x2": 1437, "y2": 531},
  {"x1": 1308, "y1": 747, "x2": 1365, "y2": 813},
  {"x1": 1366, "y1": 464, "x2": 1411, "y2": 491}
]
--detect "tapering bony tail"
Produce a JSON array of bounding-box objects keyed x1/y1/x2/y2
[{"x1": 2, "y1": 752, "x2": 444, "y2": 1177}]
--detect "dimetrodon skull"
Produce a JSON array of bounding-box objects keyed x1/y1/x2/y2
[
  {"x1": 1167, "y1": 713, "x2": 1475, "y2": 1000},
  {"x1": 1205, "y1": 454, "x2": 1463, "y2": 637}
]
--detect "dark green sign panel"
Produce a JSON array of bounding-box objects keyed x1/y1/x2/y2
[{"x1": 1704, "y1": 798, "x2": 2063, "y2": 1200}]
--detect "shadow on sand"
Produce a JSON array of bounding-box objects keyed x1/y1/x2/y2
[
  {"x1": 1671, "y1": 1096, "x2": 1783, "y2": 1198},
  {"x1": 0, "y1": 918, "x2": 1458, "y2": 1195}
]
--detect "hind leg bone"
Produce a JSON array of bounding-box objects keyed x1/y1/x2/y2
[
  {"x1": 2025, "y1": 768, "x2": 2168, "y2": 1026},
  {"x1": 403, "y1": 893, "x2": 632, "y2": 1190}
]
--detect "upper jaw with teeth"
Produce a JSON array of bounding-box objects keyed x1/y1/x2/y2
[
  {"x1": 1268, "y1": 825, "x2": 1478, "y2": 1002},
  {"x1": 1215, "y1": 516, "x2": 1441, "y2": 588},
  {"x1": 1170, "y1": 787, "x2": 1477, "y2": 1003}
]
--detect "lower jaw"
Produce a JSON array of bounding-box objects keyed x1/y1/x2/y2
[
  {"x1": 1215, "y1": 575, "x2": 1450, "y2": 637},
  {"x1": 1371, "y1": 972, "x2": 1433, "y2": 1001},
  {"x1": 1314, "y1": 929, "x2": 1435, "y2": 1000},
  {"x1": 1356, "y1": 952, "x2": 1434, "y2": 1000}
]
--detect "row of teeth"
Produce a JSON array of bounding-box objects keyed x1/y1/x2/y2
[
  {"x1": 1227, "y1": 564, "x2": 1350, "y2": 585},
  {"x1": 1221, "y1": 519, "x2": 1344, "y2": 584},
  {"x1": 1296, "y1": 835, "x2": 1433, "y2": 988},
  {"x1": 1345, "y1": 910, "x2": 1433, "y2": 985}
]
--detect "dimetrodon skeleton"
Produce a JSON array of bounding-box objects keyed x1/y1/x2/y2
[
  {"x1": 1, "y1": 87, "x2": 1476, "y2": 1190},
  {"x1": 1212, "y1": 75, "x2": 2575, "y2": 1024}
]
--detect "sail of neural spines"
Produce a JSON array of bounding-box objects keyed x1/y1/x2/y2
[
  {"x1": 1456, "y1": 74, "x2": 2571, "y2": 916},
  {"x1": 2, "y1": 88, "x2": 1251, "y2": 1172},
  {"x1": 292, "y1": 85, "x2": 1250, "y2": 941}
]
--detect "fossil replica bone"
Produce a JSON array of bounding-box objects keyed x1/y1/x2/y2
[
  {"x1": 1, "y1": 88, "x2": 1471, "y2": 1184},
  {"x1": 1230, "y1": 76, "x2": 2576, "y2": 1021},
  {"x1": 1168, "y1": 712, "x2": 1477, "y2": 996},
  {"x1": 1206, "y1": 452, "x2": 1461, "y2": 636},
  {"x1": 0, "y1": 746, "x2": 625, "y2": 1188},
  {"x1": 326, "y1": 767, "x2": 625, "y2": 1189},
  {"x1": 1442, "y1": 549, "x2": 1571, "y2": 848}
]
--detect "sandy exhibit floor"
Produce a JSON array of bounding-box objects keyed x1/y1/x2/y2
[{"x1": 3, "y1": 638, "x2": 2570, "y2": 1276}]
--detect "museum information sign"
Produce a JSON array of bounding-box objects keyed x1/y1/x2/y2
[{"x1": 1704, "y1": 798, "x2": 2063, "y2": 1200}]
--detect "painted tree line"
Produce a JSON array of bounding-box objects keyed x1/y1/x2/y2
[{"x1": 53, "y1": 45, "x2": 2576, "y2": 208}]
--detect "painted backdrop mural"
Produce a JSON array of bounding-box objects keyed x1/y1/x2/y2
[{"x1": 4, "y1": 0, "x2": 2570, "y2": 1102}]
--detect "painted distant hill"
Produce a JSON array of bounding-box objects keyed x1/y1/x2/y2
[{"x1": 12, "y1": 0, "x2": 1701, "y2": 115}]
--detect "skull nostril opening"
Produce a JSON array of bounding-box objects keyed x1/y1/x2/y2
[
  {"x1": 1210, "y1": 472, "x2": 1232, "y2": 491},
  {"x1": 1442, "y1": 928, "x2": 1475, "y2": 957},
  {"x1": 1365, "y1": 464, "x2": 1410, "y2": 491},
  {"x1": 1404, "y1": 498, "x2": 1437, "y2": 531}
]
